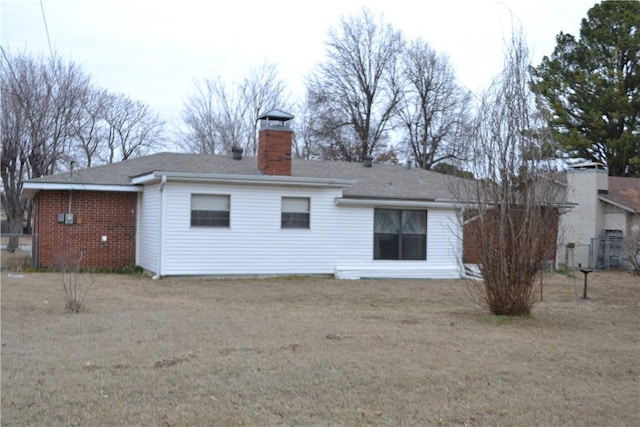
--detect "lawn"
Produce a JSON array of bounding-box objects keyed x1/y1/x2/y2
[{"x1": 1, "y1": 268, "x2": 638, "y2": 426}]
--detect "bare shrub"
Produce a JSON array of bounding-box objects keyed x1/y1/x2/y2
[
  {"x1": 464, "y1": 207, "x2": 560, "y2": 315},
  {"x1": 625, "y1": 227, "x2": 640, "y2": 275},
  {"x1": 456, "y1": 28, "x2": 565, "y2": 316},
  {"x1": 57, "y1": 250, "x2": 92, "y2": 312}
]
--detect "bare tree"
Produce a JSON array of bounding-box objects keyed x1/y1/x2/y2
[
  {"x1": 70, "y1": 88, "x2": 109, "y2": 168},
  {"x1": 181, "y1": 77, "x2": 245, "y2": 154},
  {"x1": 396, "y1": 39, "x2": 473, "y2": 169},
  {"x1": 291, "y1": 96, "x2": 323, "y2": 159},
  {"x1": 459, "y1": 29, "x2": 565, "y2": 316},
  {"x1": 306, "y1": 8, "x2": 403, "y2": 161},
  {"x1": 1, "y1": 52, "x2": 90, "y2": 250},
  {"x1": 181, "y1": 78, "x2": 218, "y2": 154},
  {"x1": 102, "y1": 92, "x2": 165, "y2": 163},
  {"x1": 240, "y1": 62, "x2": 288, "y2": 156},
  {"x1": 1, "y1": 68, "x2": 29, "y2": 249},
  {"x1": 181, "y1": 62, "x2": 287, "y2": 156}
]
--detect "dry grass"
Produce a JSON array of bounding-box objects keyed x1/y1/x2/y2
[
  {"x1": 0, "y1": 249, "x2": 32, "y2": 272},
  {"x1": 1, "y1": 270, "x2": 638, "y2": 426}
]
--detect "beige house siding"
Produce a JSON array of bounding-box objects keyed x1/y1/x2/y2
[{"x1": 557, "y1": 163, "x2": 640, "y2": 269}]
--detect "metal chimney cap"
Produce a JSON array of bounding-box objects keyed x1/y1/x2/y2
[{"x1": 257, "y1": 109, "x2": 294, "y2": 121}]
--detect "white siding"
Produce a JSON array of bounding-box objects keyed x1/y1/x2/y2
[
  {"x1": 629, "y1": 215, "x2": 640, "y2": 235},
  {"x1": 144, "y1": 181, "x2": 463, "y2": 278},
  {"x1": 136, "y1": 183, "x2": 161, "y2": 273},
  {"x1": 558, "y1": 168, "x2": 608, "y2": 267},
  {"x1": 427, "y1": 209, "x2": 461, "y2": 266},
  {"x1": 604, "y1": 210, "x2": 626, "y2": 234},
  {"x1": 158, "y1": 182, "x2": 368, "y2": 276},
  {"x1": 335, "y1": 209, "x2": 462, "y2": 279}
]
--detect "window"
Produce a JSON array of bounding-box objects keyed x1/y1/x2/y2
[
  {"x1": 281, "y1": 197, "x2": 310, "y2": 229},
  {"x1": 191, "y1": 194, "x2": 230, "y2": 227},
  {"x1": 374, "y1": 209, "x2": 427, "y2": 260}
]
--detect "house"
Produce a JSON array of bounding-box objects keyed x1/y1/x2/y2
[
  {"x1": 557, "y1": 162, "x2": 640, "y2": 270},
  {"x1": 22, "y1": 109, "x2": 476, "y2": 279}
]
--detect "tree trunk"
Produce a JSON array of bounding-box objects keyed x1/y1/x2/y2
[{"x1": 6, "y1": 216, "x2": 24, "y2": 252}]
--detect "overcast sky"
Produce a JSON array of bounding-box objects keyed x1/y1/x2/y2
[{"x1": 3, "y1": 0, "x2": 597, "y2": 128}]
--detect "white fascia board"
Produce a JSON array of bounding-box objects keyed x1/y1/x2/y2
[
  {"x1": 599, "y1": 196, "x2": 636, "y2": 213},
  {"x1": 22, "y1": 182, "x2": 141, "y2": 198},
  {"x1": 130, "y1": 172, "x2": 157, "y2": 185},
  {"x1": 335, "y1": 197, "x2": 460, "y2": 209},
  {"x1": 335, "y1": 197, "x2": 577, "y2": 210},
  {"x1": 130, "y1": 171, "x2": 354, "y2": 188}
]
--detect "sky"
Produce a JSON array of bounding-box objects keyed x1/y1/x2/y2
[{"x1": 2, "y1": 0, "x2": 598, "y2": 129}]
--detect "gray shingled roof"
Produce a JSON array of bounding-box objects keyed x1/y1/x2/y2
[
  {"x1": 602, "y1": 176, "x2": 640, "y2": 213},
  {"x1": 25, "y1": 152, "x2": 469, "y2": 201}
]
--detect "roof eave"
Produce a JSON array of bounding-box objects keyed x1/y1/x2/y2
[
  {"x1": 335, "y1": 197, "x2": 462, "y2": 209},
  {"x1": 335, "y1": 197, "x2": 577, "y2": 210},
  {"x1": 21, "y1": 182, "x2": 141, "y2": 199},
  {"x1": 130, "y1": 171, "x2": 354, "y2": 188},
  {"x1": 599, "y1": 196, "x2": 638, "y2": 213}
]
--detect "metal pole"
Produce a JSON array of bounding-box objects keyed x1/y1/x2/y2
[{"x1": 578, "y1": 263, "x2": 592, "y2": 300}]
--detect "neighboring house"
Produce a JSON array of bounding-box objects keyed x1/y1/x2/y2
[
  {"x1": 557, "y1": 162, "x2": 640, "y2": 270},
  {"x1": 22, "y1": 110, "x2": 476, "y2": 279}
]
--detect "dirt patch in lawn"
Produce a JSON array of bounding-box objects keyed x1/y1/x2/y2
[{"x1": 1, "y1": 271, "x2": 638, "y2": 426}]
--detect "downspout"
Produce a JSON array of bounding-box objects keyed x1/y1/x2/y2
[
  {"x1": 67, "y1": 189, "x2": 73, "y2": 217},
  {"x1": 33, "y1": 193, "x2": 40, "y2": 268},
  {"x1": 67, "y1": 160, "x2": 74, "y2": 224},
  {"x1": 152, "y1": 175, "x2": 167, "y2": 280},
  {"x1": 67, "y1": 161, "x2": 74, "y2": 218}
]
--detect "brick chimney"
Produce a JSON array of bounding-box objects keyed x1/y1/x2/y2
[{"x1": 257, "y1": 109, "x2": 294, "y2": 176}]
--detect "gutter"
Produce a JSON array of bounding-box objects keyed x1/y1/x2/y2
[
  {"x1": 335, "y1": 197, "x2": 578, "y2": 210},
  {"x1": 131, "y1": 171, "x2": 354, "y2": 188},
  {"x1": 152, "y1": 175, "x2": 167, "y2": 280},
  {"x1": 334, "y1": 198, "x2": 460, "y2": 209},
  {"x1": 22, "y1": 183, "x2": 141, "y2": 199}
]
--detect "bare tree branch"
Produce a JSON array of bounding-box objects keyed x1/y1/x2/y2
[
  {"x1": 306, "y1": 8, "x2": 403, "y2": 161},
  {"x1": 396, "y1": 39, "x2": 473, "y2": 169},
  {"x1": 181, "y1": 62, "x2": 288, "y2": 156},
  {"x1": 1, "y1": 52, "x2": 90, "y2": 250},
  {"x1": 102, "y1": 93, "x2": 165, "y2": 163}
]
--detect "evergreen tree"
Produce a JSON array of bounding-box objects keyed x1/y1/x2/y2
[{"x1": 532, "y1": 1, "x2": 640, "y2": 176}]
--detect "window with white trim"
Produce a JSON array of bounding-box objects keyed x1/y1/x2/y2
[
  {"x1": 191, "y1": 194, "x2": 230, "y2": 227},
  {"x1": 281, "y1": 197, "x2": 310, "y2": 229},
  {"x1": 374, "y1": 209, "x2": 427, "y2": 260}
]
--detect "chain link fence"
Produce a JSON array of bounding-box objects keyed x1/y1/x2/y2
[{"x1": 0, "y1": 234, "x2": 37, "y2": 269}]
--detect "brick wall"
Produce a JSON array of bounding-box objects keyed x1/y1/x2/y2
[
  {"x1": 258, "y1": 129, "x2": 293, "y2": 176},
  {"x1": 33, "y1": 190, "x2": 137, "y2": 269},
  {"x1": 463, "y1": 208, "x2": 559, "y2": 265}
]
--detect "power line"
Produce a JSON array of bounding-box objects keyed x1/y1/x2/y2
[{"x1": 39, "y1": 0, "x2": 54, "y2": 59}]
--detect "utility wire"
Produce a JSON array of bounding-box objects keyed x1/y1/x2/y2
[{"x1": 39, "y1": 0, "x2": 54, "y2": 59}]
